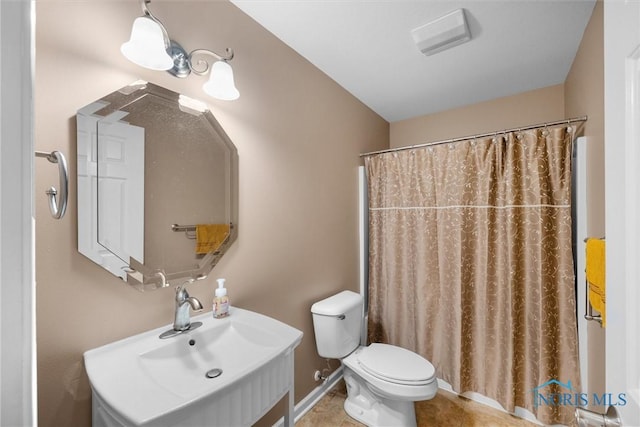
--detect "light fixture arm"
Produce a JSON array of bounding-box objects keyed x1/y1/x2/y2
[
  {"x1": 188, "y1": 48, "x2": 235, "y2": 76},
  {"x1": 140, "y1": 0, "x2": 160, "y2": 24},
  {"x1": 139, "y1": 0, "x2": 170, "y2": 49}
]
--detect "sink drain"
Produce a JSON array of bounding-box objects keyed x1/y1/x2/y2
[{"x1": 205, "y1": 368, "x2": 223, "y2": 379}]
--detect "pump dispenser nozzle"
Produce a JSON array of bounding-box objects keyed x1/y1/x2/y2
[{"x1": 216, "y1": 278, "x2": 227, "y2": 297}]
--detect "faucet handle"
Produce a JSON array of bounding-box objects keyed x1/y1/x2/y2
[
  {"x1": 175, "y1": 278, "x2": 195, "y2": 292},
  {"x1": 175, "y1": 278, "x2": 196, "y2": 303},
  {"x1": 175, "y1": 278, "x2": 203, "y2": 312}
]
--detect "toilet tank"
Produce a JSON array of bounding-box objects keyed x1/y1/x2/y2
[{"x1": 311, "y1": 290, "x2": 363, "y2": 359}]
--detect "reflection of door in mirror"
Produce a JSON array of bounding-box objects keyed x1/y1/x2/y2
[
  {"x1": 77, "y1": 102, "x2": 129, "y2": 280},
  {"x1": 97, "y1": 119, "x2": 145, "y2": 264},
  {"x1": 77, "y1": 82, "x2": 239, "y2": 290}
]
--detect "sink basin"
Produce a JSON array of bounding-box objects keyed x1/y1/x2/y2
[{"x1": 84, "y1": 307, "x2": 303, "y2": 427}]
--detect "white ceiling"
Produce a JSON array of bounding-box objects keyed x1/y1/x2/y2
[{"x1": 230, "y1": 0, "x2": 596, "y2": 122}]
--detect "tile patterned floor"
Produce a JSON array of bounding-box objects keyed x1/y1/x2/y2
[{"x1": 296, "y1": 380, "x2": 542, "y2": 427}]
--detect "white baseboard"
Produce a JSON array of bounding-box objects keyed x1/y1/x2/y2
[{"x1": 272, "y1": 366, "x2": 344, "y2": 427}]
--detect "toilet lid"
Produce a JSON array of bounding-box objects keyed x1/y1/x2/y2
[{"x1": 357, "y1": 343, "x2": 435, "y2": 385}]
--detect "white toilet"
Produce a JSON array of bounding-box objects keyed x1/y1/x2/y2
[{"x1": 311, "y1": 290, "x2": 437, "y2": 427}]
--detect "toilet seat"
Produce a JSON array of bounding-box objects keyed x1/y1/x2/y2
[{"x1": 356, "y1": 343, "x2": 435, "y2": 386}]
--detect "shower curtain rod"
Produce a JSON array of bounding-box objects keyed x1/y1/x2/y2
[{"x1": 360, "y1": 115, "x2": 588, "y2": 158}]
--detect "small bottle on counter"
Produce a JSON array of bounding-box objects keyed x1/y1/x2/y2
[{"x1": 213, "y1": 278, "x2": 230, "y2": 318}]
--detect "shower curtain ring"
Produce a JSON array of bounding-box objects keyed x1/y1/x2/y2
[{"x1": 566, "y1": 120, "x2": 573, "y2": 132}]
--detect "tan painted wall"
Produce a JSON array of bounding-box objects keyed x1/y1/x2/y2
[
  {"x1": 565, "y1": 0, "x2": 606, "y2": 402},
  {"x1": 390, "y1": 84, "x2": 565, "y2": 148},
  {"x1": 34, "y1": 1, "x2": 388, "y2": 426}
]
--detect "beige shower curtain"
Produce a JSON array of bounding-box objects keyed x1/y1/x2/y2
[{"x1": 366, "y1": 126, "x2": 580, "y2": 425}]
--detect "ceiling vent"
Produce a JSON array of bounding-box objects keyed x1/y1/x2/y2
[{"x1": 411, "y1": 9, "x2": 471, "y2": 56}]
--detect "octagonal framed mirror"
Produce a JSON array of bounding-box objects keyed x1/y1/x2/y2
[{"x1": 77, "y1": 81, "x2": 238, "y2": 290}]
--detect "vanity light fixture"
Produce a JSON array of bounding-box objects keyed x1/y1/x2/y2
[{"x1": 121, "y1": 0, "x2": 240, "y2": 101}]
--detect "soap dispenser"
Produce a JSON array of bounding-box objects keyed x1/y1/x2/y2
[{"x1": 213, "y1": 278, "x2": 230, "y2": 318}]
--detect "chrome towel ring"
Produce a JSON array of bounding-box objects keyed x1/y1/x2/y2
[{"x1": 35, "y1": 150, "x2": 68, "y2": 219}]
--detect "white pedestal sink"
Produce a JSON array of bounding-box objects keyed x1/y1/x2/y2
[{"x1": 84, "y1": 307, "x2": 303, "y2": 427}]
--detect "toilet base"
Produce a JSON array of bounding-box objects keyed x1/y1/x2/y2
[{"x1": 342, "y1": 368, "x2": 417, "y2": 427}]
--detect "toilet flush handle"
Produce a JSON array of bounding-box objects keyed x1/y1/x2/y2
[{"x1": 314, "y1": 313, "x2": 346, "y2": 320}]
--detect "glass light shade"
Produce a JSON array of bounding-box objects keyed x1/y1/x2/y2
[
  {"x1": 202, "y1": 61, "x2": 240, "y2": 101},
  {"x1": 121, "y1": 17, "x2": 173, "y2": 71}
]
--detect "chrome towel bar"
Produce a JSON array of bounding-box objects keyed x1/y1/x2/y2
[
  {"x1": 171, "y1": 223, "x2": 197, "y2": 232},
  {"x1": 172, "y1": 223, "x2": 197, "y2": 239},
  {"x1": 35, "y1": 150, "x2": 68, "y2": 219}
]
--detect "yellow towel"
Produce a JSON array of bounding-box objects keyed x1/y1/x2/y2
[
  {"x1": 585, "y1": 238, "x2": 606, "y2": 327},
  {"x1": 195, "y1": 224, "x2": 230, "y2": 255}
]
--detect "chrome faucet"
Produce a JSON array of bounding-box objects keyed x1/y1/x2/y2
[{"x1": 160, "y1": 279, "x2": 204, "y2": 339}]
